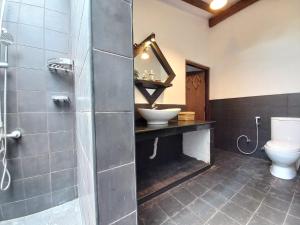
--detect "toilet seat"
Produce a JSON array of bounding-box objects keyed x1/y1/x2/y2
[{"x1": 265, "y1": 140, "x2": 300, "y2": 153}]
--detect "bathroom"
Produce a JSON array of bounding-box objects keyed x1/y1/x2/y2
[{"x1": 0, "y1": 0, "x2": 299, "y2": 225}]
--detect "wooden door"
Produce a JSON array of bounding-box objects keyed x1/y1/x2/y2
[{"x1": 186, "y1": 72, "x2": 206, "y2": 120}]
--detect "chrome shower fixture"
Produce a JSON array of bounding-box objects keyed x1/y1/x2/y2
[
  {"x1": 0, "y1": 28, "x2": 13, "y2": 69},
  {"x1": 0, "y1": 28, "x2": 14, "y2": 46},
  {"x1": 47, "y1": 58, "x2": 74, "y2": 74}
]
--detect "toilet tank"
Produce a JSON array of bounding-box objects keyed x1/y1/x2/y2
[{"x1": 271, "y1": 117, "x2": 300, "y2": 145}]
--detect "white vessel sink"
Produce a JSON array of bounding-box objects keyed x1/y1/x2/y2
[{"x1": 138, "y1": 108, "x2": 181, "y2": 125}]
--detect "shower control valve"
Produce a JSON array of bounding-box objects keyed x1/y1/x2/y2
[{"x1": 255, "y1": 116, "x2": 261, "y2": 125}]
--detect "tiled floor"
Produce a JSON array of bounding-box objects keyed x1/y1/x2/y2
[
  {"x1": 0, "y1": 199, "x2": 82, "y2": 225},
  {"x1": 138, "y1": 149, "x2": 300, "y2": 225},
  {"x1": 138, "y1": 155, "x2": 209, "y2": 199}
]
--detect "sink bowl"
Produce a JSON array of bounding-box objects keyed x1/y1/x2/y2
[{"x1": 138, "y1": 108, "x2": 181, "y2": 125}]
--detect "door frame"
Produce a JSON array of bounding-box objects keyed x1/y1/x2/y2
[{"x1": 185, "y1": 60, "x2": 210, "y2": 120}]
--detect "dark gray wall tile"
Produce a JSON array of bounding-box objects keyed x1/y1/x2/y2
[
  {"x1": 17, "y1": 24, "x2": 44, "y2": 48},
  {"x1": 92, "y1": 0, "x2": 132, "y2": 57},
  {"x1": 24, "y1": 174, "x2": 51, "y2": 198},
  {"x1": 19, "y1": 4, "x2": 44, "y2": 27},
  {"x1": 1, "y1": 91, "x2": 17, "y2": 113},
  {"x1": 97, "y1": 163, "x2": 136, "y2": 225},
  {"x1": 288, "y1": 93, "x2": 300, "y2": 107},
  {"x1": 45, "y1": 9, "x2": 69, "y2": 33},
  {"x1": 19, "y1": 133, "x2": 49, "y2": 157},
  {"x1": 22, "y1": 0, "x2": 45, "y2": 7},
  {"x1": 6, "y1": 138, "x2": 20, "y2": 159},
  {"x1": 51, "y1": 169, "x2": 75, "y2": 191},
  {"x1": 45, "y1": 0, "x2": 69, "y2": 14},
  {"x1": 0, "y1": 180, "x2": 25, "y2": 204},
  {"x1": 17, "y1": 46, "x2": 44, "y2": 70},
  {"x1": 18, "y1": 91, "x2": 47, "y2": 112},
  {"x1": 17, "y1": 68, "x2": 46, "y2": 91},
  {"x1": 1, "y1": 200, "x2": 27, "y2": 220},
  {"x1": 26, "y1": 193, "x2": 52, "y2": 214},
  {"x1": 47, "y1": 113, "x2": 65, "y2": 132},
  {"x1": 19, "y1": 113, "x2": 47, "y2": 134},
  {"x1": 95, "y1": 113, "x2": 134, "y2": 171},
  {"x1": 93, "y1": 50, "x2": 133, "y2": 112},
  {"x1": 49, "y1": 131, "x2": 74, "y2": 152},
  {"x1": 3, "y1": 2, "x2": 20, "y2": 23},
  {"x1": 52, "y1": 187, "x2": 76, "y2": 207},
  {"x1": 45, "y1": 29, "x2": 69, "y2": 54},
  {"x1": 50, "y1": 150, "x2": 75, "y2": 172},
  {"x1": 22, "y1": 154, "x2": 50, "y2": 178}
]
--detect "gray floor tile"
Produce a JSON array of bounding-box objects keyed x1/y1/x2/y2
[
  {"x1": 285, "y1": 215, "x2": 300, "y2": 225},
  {"x1": 189, "y1": 198, "x2": 216, "y2": 222},
  {"x1": 161, "y1": 219, "x2": 176, "y2": 225},
  {"x1": 207, "y1": 212, "x2": 239, "y2": 225},
  {"x1": 239, "y1": 185, "x2": 266, "y2": 202},
  {"x1": 172, "y1": 208, "x2": 203, "y2": 225},
  {"x1": 248, "y1": 215, "x2": 275, "y2": 225},
  {"x1": 256, "y1": 204, "x2": 286, "y2": 225},
  {"x1": 157, "y1": 194, "x2": 184, "y2": 217},
  {"x1": 171, "y1": 187, "x2": 196, "y2": 206},
  {"x1": 268, "y1": 188, "x2": 294, "y2": 202},
  {"x1": 184, "y1": 180, "x2": 208, "y2": 197},
  {"x1": 194, "y1": 173, "x2": 223, "y2": 189},
  {"x1": 201, "y1": 190, "x2": 228, "y2": 209},
  {"x1": 231, "y1": 193, "x2": 261, "y2": 212},
  {"x1": 289, "y1": 202, "x2": 300, "y2": 219},
  {"x1": 138, "y1": 150, "x2": 299, "y2": 225},
  {"x1": 247, "y1": 179, "x2": 271, "y2": 193},
  {"x1": 211, "y1": 184, "x2": 236, "y2": 199},
  {"x1": 139, "y1": 203, "x2": 168, "y2": 225},
  {"x1": 263, "y1": 195, "x2": 290, "y2": 213},
  {"x1": 221, "y1": 201, "x2": 252, "y2": 225},
  {"x1": 221, "y1": 178, "x2": 244, "y2": 191}
]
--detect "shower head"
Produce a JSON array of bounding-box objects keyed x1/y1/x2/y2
[{"x1": 0, "y1": 28, "x2": 14, "y2": 46}]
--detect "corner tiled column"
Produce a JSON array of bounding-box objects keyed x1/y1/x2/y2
[{"x1": 91, "y1": 0, "x2": 137, "y2": 224}]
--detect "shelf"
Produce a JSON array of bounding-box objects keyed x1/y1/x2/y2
[{"x1": 135, "y1": 79, "x2": 172, "y2": 89}]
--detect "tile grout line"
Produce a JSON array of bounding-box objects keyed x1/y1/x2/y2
[
  {"x1": 244, "y1": 184, "x2": 274, "y2": 225},
  {"x1": 282, "y1": 191, "x2": 295, "y2": 225},
  {"x1": 203, "y1": 182, "x2": 247, "y2": 225}
]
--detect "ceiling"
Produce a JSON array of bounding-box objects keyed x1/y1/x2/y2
[{"x1": 159, "y1": 0, "x2": 240, "y2": 19}]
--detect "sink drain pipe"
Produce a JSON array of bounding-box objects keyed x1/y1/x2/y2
[{"x1": 149, "y1": 137, "x2": 159, "y2": 159}]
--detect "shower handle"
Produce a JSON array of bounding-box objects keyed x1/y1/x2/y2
[{"x1": 5, "y1": 129, "x2": 21, "y2": 139}]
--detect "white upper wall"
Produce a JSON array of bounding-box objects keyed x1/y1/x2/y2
[
  {"x1": 133, "y1": 0, "x2": 209, "y2": 104},
  {"x1": 134, "y1": 0, "x2": 300, "y2": 103},
  {"x1": 209, "y1": 0, "x2": 300, "y2": 100}
]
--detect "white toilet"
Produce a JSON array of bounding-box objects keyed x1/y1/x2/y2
[{"x1": 264, "y1": 117, "x2": 300, "y2": 180}]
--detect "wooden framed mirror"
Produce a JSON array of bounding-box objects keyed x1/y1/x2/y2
[{"x1": 134, "y1": 33, "x2": 176, "y2": 105}]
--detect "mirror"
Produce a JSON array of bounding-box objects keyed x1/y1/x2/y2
[
  {"x1": 134, "y1": 33, "x2": 176, "y2": 105},
  {"x1": 134, "y1": 46, "x2": 169, "y2": 83}
]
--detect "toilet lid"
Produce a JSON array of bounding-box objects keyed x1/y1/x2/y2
[{"x1": 265, "y1": 141, "x2": 300, "y2": 152}]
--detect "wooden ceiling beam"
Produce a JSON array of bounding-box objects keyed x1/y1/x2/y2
[
  {"x1": 209, "y1": 0, "x2": 260, "y2": 27},
  {"x1": 181, "y1": 0, "x2": 217, "y2": 14}
]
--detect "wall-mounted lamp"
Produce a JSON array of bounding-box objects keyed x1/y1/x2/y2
[
  {"x1": 210, "y1": 0, "x2": 228, "y2": 10},
  {"x1": 141, "y1": 47, "x2": 150, "y2": 60}
]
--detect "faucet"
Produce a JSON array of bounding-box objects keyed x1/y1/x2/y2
[{"x1": 151, "y1": 103, "x2": 158, "y2": 109}]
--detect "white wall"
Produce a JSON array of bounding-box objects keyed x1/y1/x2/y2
[
  {"x1": 209, "y1": 0, "x2": 300, "y2": 100},
  {"x1": 133, "y1": 0, "x2": 209, "y2": 104}
]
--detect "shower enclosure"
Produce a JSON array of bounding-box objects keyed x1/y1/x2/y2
[{"x1": 0, "y1": 0, "x2": 137, "y2": 225}]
